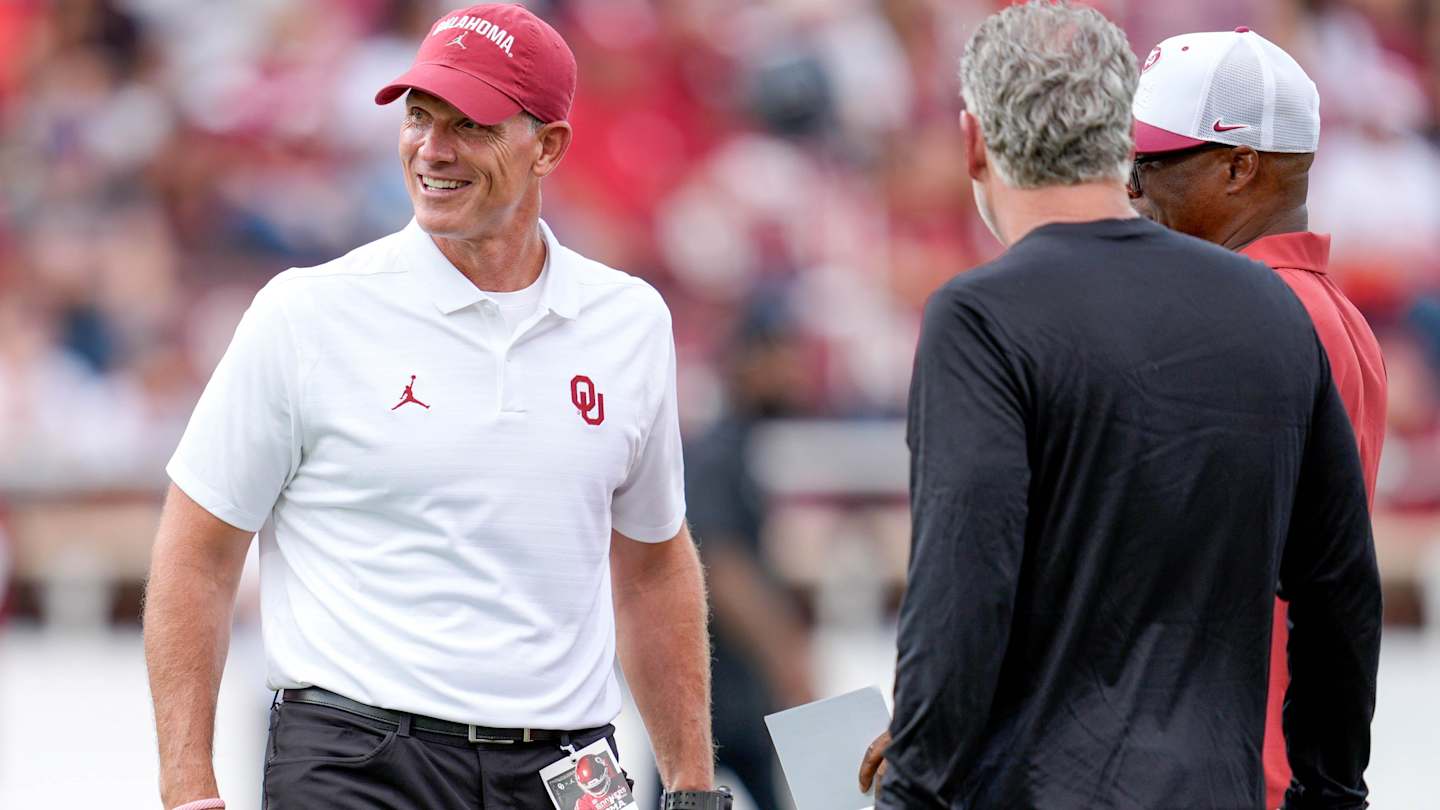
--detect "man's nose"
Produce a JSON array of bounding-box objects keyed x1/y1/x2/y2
[{"x1": 416, "y1": 129, "x2": 456, "y2": 165}]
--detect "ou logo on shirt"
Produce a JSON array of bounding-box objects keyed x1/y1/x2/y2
[{"x1": 571, "y1": 375, "x2": 605, "y2": 426}]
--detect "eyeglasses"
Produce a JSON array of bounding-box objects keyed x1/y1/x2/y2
[{"x1": 1127, "y1": 142, "x2": 1235, "y2": 198}]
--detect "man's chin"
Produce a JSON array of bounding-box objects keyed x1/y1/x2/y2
[{"x1": 413, "y1": 208, "x2": 471, "y2": 239}]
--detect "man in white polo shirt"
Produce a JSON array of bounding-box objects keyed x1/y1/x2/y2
[{"x1": 143, "y1": 5, "x2": 730, "y2": 810}]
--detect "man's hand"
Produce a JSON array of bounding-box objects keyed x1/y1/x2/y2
[{"x1": 859, "y1": 730, "x2": 891, "y2": 798}]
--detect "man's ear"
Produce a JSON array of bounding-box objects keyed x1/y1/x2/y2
[
  {"x1": 532, "y1": 120, "x2": 573, "y2": 178},
  {"x1": 961, "y1": 111, "x2": 988, "y2": 182},
  {"x1": 1225, "y1": 145, "x2": 1260, "y2": 194}
]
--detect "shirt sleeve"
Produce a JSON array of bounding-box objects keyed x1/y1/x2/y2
[
  {"x1": 880, "y1": 286, "x2": 1031, "y2": 806},
  {"x1": 166, "y1": 280, "x2": 304, "y2": 532},
  {"x1": 611, "y1": 313, "x2": 686, "y2": 543},
  {"x1": 1278, "y1": 349, "x2": 1381, "y2": 810}
]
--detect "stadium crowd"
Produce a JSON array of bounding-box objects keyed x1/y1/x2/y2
[
  {"x1": 0, "y1": 0, "x2": 1436, "y2": 492},
  {"x1": 0, "y1": 0, "x2": 1433, "y2": 488}
]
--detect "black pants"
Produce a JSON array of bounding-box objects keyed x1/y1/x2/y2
[{"x1": 263, "y1": 699, "x2": 625, "y2": 809}]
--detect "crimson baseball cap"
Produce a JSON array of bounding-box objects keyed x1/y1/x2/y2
[
  {"x1": 1133, "y1": 27, "x2": 1320, "y2": 156},
  {"x1": 375, "y1": 3, "x2": 576, "y2": 125}
]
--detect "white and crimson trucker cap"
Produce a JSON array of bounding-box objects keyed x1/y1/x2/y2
[{"x1": 1133, "y1": 27, "x2": 1319, "y2": 155}]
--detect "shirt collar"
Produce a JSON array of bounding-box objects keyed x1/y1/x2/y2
[
  {"x1": 1238, "y1": 231, "x2": 1332, "y2": 275},
  {"x1": 401, "y1": 218, "x2": 580, "y2": 319},
  {"x1": 537, "y1": 219, "x2": 580, "y2": 320}
]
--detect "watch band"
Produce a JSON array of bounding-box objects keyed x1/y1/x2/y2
[{"x1": 662, "y1": 787, "x2": 733, "y2": 810}]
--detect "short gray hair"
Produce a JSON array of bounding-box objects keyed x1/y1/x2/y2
[{"x1": 959, "y1": 1, "x2": 1138, "y2": 188}]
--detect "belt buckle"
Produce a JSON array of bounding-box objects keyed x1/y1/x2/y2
[{"x1": 467, "y1": 725, "x2": 518, "y2": 744}]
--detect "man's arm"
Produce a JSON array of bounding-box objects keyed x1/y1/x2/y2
[
  {"x1": 611, "y1": 523, "x2": 714, "y2": 792},
  {"x1": 143, "y1": 484, "x2": 253, "y2": 808},
  {"x1": 1279, "y1": 371, "x2": 1382, "y2": 810},
  {"x1": 879, "y1": 288, "x2": 1030, "y2": 807}
]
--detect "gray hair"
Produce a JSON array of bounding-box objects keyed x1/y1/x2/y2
[{"x1": 959, "y1": 1, "x2": 1138, "y2": 188}]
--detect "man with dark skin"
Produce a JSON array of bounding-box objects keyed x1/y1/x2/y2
[
  {"x1": 1127, "y1": 29, "x2": 1387, "y2": 810},
  {"x1": 1130, "y1": 144, "x2": 1311, "y2": 243},
  {"x1": 684, "y1": 293, "x2": 815, "y2": 808}
]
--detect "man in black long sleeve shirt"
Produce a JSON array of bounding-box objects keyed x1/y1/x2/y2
[{"x1": 868, "y1": 4, "x2": 1381, "y2": 809}]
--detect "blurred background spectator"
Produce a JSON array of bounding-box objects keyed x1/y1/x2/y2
[
  {"x1": 683, "y1": 286, "x2": 817, "y2": 808},
  {"x1": 1, "y1": 0, "x2": 1437, "y2": 807}
]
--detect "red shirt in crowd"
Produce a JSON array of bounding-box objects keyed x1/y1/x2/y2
[{"x1": 1242, "y1": 231, "x2": 1387, "y2": 810}]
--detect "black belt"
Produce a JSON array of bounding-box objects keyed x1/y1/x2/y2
[{"x1": 281, "y1": 687, "x2": 572, "y2": 744}]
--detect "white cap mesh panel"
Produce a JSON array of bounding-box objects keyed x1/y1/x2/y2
[
  {"x1": 1264, "y1": 39, "x2": 1321, "y2": 151},
  {"x1": 1198, "y1": 40, "x2": 1267, "y2": 150}
]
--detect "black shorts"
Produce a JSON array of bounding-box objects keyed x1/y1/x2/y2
[{"x1": 262, "y1": 699, "x2": 628, "y2": 809}]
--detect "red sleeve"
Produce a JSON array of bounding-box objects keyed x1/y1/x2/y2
[{"x1": 1271, "y1": 267, "x2": 1386, "y2": 504}]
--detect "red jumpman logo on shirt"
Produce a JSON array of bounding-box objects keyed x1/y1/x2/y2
[{"x1": 392, "y1": 375, "x2": 430, "y2": 410}]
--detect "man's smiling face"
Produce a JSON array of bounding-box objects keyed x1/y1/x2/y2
[{"x1": 398, "y1": 90, "x2": 539, "y2": 240}]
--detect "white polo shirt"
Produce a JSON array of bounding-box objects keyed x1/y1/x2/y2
[{"x1": 167, "y1": 218, "x2": 686, "y2": 729}]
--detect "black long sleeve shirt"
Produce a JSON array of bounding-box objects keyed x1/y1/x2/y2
[{"x1": 880, "y1": 218, "x2": 1381, "y2": 810}]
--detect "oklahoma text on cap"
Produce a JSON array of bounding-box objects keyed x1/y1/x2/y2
[{"x1": 376, "y1": 3, "x2": 577, "y2": 125}]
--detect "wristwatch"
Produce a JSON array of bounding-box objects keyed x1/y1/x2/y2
[{"x1": 662, "y1": 787, "x2": 733, "y2": 809}]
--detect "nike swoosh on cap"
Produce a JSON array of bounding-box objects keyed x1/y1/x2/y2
[{"x1": 1213, "y1": 120, "x2": 1248, "y2": 132}]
